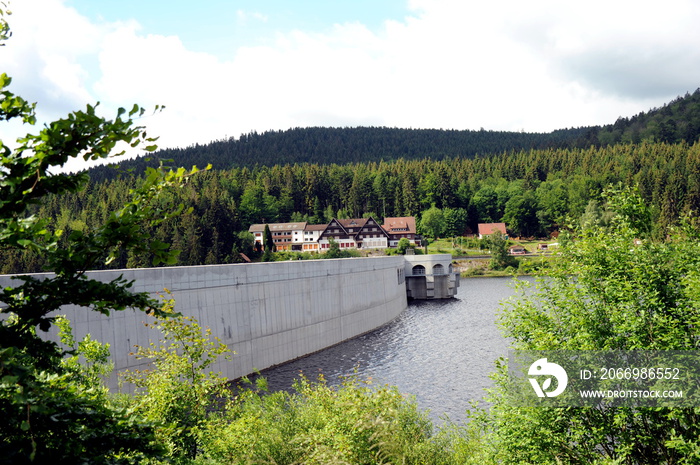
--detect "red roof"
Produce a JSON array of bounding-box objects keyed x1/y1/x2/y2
[
  {"x1": 383, "y1": 217, "x2": 417, "y2": 234},
  {"x1": 478, "y1": 223, "x2": 507, "y2": 236}
]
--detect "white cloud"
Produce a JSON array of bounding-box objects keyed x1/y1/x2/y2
[
  {"x1": 236, "y1": 10, "x2": 268, "y2": 24},
  {"x1": 3, "y1": 0, "x2": 700, "y2": 167},
  {"x1": 3, "y1": 0, "x2": 99, "y2": 115}
]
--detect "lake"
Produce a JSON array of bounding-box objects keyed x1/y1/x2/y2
[{"x1": 254, "y1": 276, "x2": 523, "y2": 424}]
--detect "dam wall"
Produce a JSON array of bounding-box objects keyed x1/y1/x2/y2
[{"x1": 0, "y1": 256, "x2": 407, "y2": 389}]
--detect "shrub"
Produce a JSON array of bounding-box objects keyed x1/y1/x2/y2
[
  {"x1": 471, "y1": 186, "x2": 700, "y2": 463},
  {"x1": 121, "y1": 295, "x2": 231, "y2": 462},
  {"x1": 199, "y1": 374, "x2": 454, "y2": 465}
]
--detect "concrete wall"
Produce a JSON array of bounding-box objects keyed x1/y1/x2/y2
[
  {"x1": 404, "y1": 254, "x2": 460, "y2": 299},
  {"x1": 0, "y1": 256, "x2": 407, "y2": 389}
]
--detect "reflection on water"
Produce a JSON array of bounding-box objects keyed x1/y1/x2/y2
[{"x1": 253, "y1": 276, "x2": 523, "y2": 424}]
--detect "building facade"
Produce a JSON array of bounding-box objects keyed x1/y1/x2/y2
[
  {"x1": 249, "y1": 222, "x2": 307, "y2": 251},
  {"x1": 318, "y1": 217, "x2": 389, "y2": 250},
  {"x1": 383, "y1": 217, "x2": 421, "y2": 247},
  {"x1": 252, "y1": 217, "x2": 422, "y2": 252}
]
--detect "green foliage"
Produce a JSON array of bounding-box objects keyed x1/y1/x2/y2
[
  {"x1": 579, "y1": 198, "x2": 613, "y2": 230},
  {"x1": 5, "y1": 140, "x2": 700, "y2": 271},
  {"x1": 1, "y1": 317, "x2": 164, "y2": 464},
  {"x1": 262, "y1": 223, "x2": 276, "y2": 261},
  {"x1": 443, "y1": 207, "x2": 468, "y2": 237},
  {"x1": 0, "y1": 14, "x2": 205, "y2": 461},
  {"x1": 471, "y1": 185, "x2": 700, "y2": 463},
  {"x1": 321, "y1": 237, "x2": 359, "y2": 259},
  {"x1": 199, "y1": 374, "x2": 454, "y2": 465},
  {"x1": 88, "y1": 126, "x2": 600, "y2": 180},
  {"x1": 419, "y1": 205, "x2": 446, "y2": 239},
  {"x1": 121, "y1": 295, "x2": 231, "y2": 462},
  {"x1": 55, "y1": 315, "x2": 112, "y2": 387},
  {"x1": 396, "y1": 237, "x2": 411, "y2": 254},
  {"x1": 502, "y1": 190, "x2": 538, "y2": 237},
  {"x1": 594, "y1": 90, "x2": 700, "y2": 146},
  {"x1": 483, "y1": 233, "x2": 517, "y2": 271}
]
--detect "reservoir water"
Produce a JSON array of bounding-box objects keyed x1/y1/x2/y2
[{"x1": 255, "y1": 276, "x2": 522, "y2": 424}]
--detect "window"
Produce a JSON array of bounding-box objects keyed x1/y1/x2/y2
[{"x1": 412, "y1": 265, "x2": 425, "y2": 275}]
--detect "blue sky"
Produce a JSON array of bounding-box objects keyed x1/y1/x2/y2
[
  {"x1": 66, "y1": 0, "x2": 409, "y2": 56},
  {"x1": 4, "y1": 0, "x2": 700, "y2": 169}
]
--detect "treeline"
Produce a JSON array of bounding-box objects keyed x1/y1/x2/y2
[
  {"x1": 595, "y1": 88, "x2": 700, "y2": 145},
  {"x1": 87, "y1": 126, "x2": 593, "y2": 182},
  {"x1": 3, "y1": 141, "x2": 700, "y2": 274},
  {"x1": 85, "y1": 88, "x2": 700, "y2": 182}
]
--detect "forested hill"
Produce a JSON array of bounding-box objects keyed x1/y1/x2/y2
[
  {"x1": 594, "y1": 88, "x2": 700, "y2": 145},
  {"x1": 87, "y1": 126, "x2": 593, "y2": 182},
  {"x1": 87, "y1": 88, "x2": 700, "y2": 181}
]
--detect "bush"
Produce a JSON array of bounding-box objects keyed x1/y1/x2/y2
[
  {"x1": 461, "y1": 267, "x2": 485, "y2": 277},
  {"x1": 199, "y1": 374, "x2": 454, "y2": 465},
  {"x1": 470, "y1": 186, "x2": 700, "y2": 463},
  {"x1": 120, "y1": 295, "x2": 231, "y2": 462}
]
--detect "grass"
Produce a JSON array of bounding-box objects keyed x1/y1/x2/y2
[
  {"x1": 427, "y1": 237, "x2": 558, "y2": 255},
  {"x1": 426, "y1": 237, "x2": 558, "y2": 278}
]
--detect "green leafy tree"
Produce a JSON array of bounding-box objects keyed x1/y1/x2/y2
[
  {"x1": 234, "y1": 230, "x2": 256, "y2": 260},
  {"x1": 502, "y1": 190, "x2": 539, "y2": 237},
  {"x1": 475, "y1": 185, "x2": 700, "y2": 463},
  {"x1": 419, "y1": 205, "x2": 446, "y2": 239},
  {"x1": 443, "y1": 207, "x2": 468, "y2": 237},
  {"x1": 535, "y1": 178, "x2": 569, "y2": 233},
  {"x1": 483, "y1": 232, "x2": 517, "y2": 271},
  {"x1": 324, "y1": 237, "x2": 343, "y2": 259},
  {"x1": 0, "y1": 11, "x2": 205, "y2": 462},
  {"x1": 320, "y1": 204, "x2": 333, "y2": 223},
  {"x1": 121, "y1": 295, "x2": 230, "y2": 462},
  {"x1": 579, "y1": 198, "x2": 613, "y2": 230},
  {"x1": 396, "y1": 237, "x2": 411, "y2": 254},
  {"x1": 471, "y1": 185, "x2": 499, "y2": 223}
]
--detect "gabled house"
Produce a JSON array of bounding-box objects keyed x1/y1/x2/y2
[
  {"x1": 383, "y1": 217, "x2": 422, "y2": 247},
  {"x1": 477, "y1": 222, "x2": 507, "y2": 239},
  {"x1": 509, "y1": 245, "x2": 526, "y2": 255},
  {"x1": 351, "y1": 217, "x2": 389, "y2": 248},
  {"x1": 318, "y1": 217, "x2": 388, "y2": 250},
  {"x1": 317, "y1": 218, "x2": 357, "y2": 251}
]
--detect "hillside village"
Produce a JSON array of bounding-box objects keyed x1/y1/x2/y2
[{"x1": 249, "y1": 217, "x2": 519, "y2": 258}]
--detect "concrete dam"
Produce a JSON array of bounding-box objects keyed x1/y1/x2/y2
[{"x1": 0, "y1": 255, "x2": 458, "y2": 389}]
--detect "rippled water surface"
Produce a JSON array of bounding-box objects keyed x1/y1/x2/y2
[{"x1": 255, "y1": 276, "x2": 523, "y2": 423}]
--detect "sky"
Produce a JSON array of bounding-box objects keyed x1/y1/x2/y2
[{"x1": 3, "y1": 0, "x2": 700, "y2": 169}]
